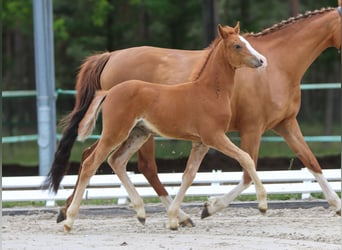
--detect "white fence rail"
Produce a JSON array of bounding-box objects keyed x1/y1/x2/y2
[{"x1": 2, "y1": 168, "x2": 341, "y2": 206}]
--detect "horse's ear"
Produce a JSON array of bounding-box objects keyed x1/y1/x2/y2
[
  {"x1": 218, "y1": 24, "x2": 228, "y2": 39},
  {"x1": 234, "y1": 22, "x2": 240, "y2": 34}
]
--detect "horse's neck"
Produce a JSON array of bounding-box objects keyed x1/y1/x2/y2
[
  {"x1": 195, "y1": 42, "x2": 235, "y2": 94},
  {"x1": 249, "y1": 9, "x2": 338, "y2": 83}
]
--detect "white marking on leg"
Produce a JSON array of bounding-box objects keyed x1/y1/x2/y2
[
  {"x1": 206, "y1": 179, "x2": 251, "y2": 216},
  {"x1": 64, "y1": 179, "x2": 89, "y2": 232},
  {"x1": 310, "y1": 170, "x2": 341, "y2": 213},
  {"x1": 160, "y1": 196, "x2": 191, "y2": 225}
]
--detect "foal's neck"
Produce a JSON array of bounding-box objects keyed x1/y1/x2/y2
[{"x1": 195, "y1": 41, "x2": 235, "y2": 95}]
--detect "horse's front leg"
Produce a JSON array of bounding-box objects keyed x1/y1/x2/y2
[
  {"x1": 57, "y1": 141, "x2": 99, "y2": 223},
  {"x1": 202, "y1": 130, "x2": 262, "y2": 218},
  {"x1": 168, "y1": 142, "x2": 209, "y2": 230},
  {"x1": 137, "y1": 136, "x2": 194, "y2": 227},
  {"x1": 203, "y1": 133, "x2": 268, "y2": 215},
  {"x1": 273, "y1": 118, "x2": 341, "y2": 215}
]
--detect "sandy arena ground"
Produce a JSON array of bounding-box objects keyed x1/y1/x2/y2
[{"x1": 2, "y1": 203, "x2": 341, "y2": 250}]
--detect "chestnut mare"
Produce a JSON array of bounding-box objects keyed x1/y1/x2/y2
[
  {"x1": 43, "y1": 7, "x2": 341, "y2": 226},
  {"x1": 61, "y1": 23, "x2": 267, "y2": 231}
]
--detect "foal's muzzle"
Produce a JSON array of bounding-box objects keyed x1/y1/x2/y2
[{"x1": 250, "y1": 57, "x2": 266, "y2": 68}]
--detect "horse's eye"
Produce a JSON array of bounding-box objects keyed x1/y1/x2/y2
[{"x1": 234, "y1": 44, "x2": 242, "y2": 49}]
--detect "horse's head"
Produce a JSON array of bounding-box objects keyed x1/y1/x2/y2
[
  {"x1": 218, "y1": 23, "x2": 267, "y2": 69},
  {"x1": 334, "y1": 6, "x2": 341, "y2": 49}
]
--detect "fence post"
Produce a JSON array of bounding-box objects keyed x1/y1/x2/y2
[
  {"x1": 210, "y1": 169, "x2": 222, "y2": 199},
  {"x1": 33, "y1": 0, "x2": 57, "y2": 176},
  {"x1": 301, "y1": 168, "x2": 312, "y2": 199}
]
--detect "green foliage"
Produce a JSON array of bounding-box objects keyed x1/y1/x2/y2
[
  {"x1": 2, "y1": 0, "x2": 32, "y2": 32},
  {"x1": 2, "y1": 0, "x2": 340, "y2": 168}
]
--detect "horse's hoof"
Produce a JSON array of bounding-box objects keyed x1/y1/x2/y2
[
  {"x1": 179, "y1": 218, "x2": 195, "y2": 227},
  {"x1": 63, "y1": 224, "x2": 72, "y2": 233},
  {"x1": 336, "y1": 210, "x2": 341, "y2": 216},
  {"x1": 57, "y1": 209, "x2": 66, "y2": 223},
  {"x1": 137, "y1": 217, "x2": 146, "y2": 225},
  {"x1": 201, "y1": 205, "x2": 210, "y2": 219}
]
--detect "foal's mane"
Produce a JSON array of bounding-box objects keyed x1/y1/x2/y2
[
  {"x1": 189, "y1": 37, "x2": 222, "y2": 81},
  {"x1": 247, "y1": 7, "x2": 335, "y2": 37}
]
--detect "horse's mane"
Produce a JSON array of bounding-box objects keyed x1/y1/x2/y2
[
  {"x1": 189, "y1": 37, "x2": 222, "y2": 81},
  {"x1": 247, "y1": 7, "x2": 335, "y2": 37},
  {"x1": 190, "y1": 7, "x2": 336, "y2": 80}
]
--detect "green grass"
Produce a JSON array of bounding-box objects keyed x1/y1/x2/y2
[
  {"x1": 2, "y1": 122, "x2": 340, "y2": 165},
  {"x1": 3, "y1": 192, "x2": 338, "y2": 209}
]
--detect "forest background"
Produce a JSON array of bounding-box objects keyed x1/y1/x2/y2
[{"x1": 2, "y1": 0, "x2": 341, "y2": 167}]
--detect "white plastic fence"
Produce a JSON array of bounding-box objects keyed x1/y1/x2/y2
[{"x1": 2, "y1": 168, "x2": 340, "y2": 206}]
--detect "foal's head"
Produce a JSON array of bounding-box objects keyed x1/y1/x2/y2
[{"x1": 218, "y1": 23, "x2": 267, "y2": 69}]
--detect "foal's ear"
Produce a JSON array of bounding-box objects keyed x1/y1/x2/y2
[
  {"x1": 234, "y1": 21, "x2": 240, "y2": 34},
  {"x1": 218, "y1": 24, "x2": 228, "y2": 39}
]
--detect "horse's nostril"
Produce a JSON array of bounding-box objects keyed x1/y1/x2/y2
[{"x1": 259, "y1": 59, "x2": 264, "y2": 64}]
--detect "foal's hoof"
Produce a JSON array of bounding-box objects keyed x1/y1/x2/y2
[
  {"x1": 57, "y1": 209, "x2": 66, "y2": 223},
  {"x1": 170, "y1": 226, "x2": 178, "y2": 231},
  {"x1": 63, "y1": 224, "x2": 72, "y2": 233},
  {"x1": 179, "y1": 218, "x2": 195, "y2": 227},
  {"x1": 201, "y1": 204, "x2": 210, "y2": 219},
  {"x1": 137, "y1": 216, "x2": 146, "y2": 225},
  {"x1": 259, "y1": 208, "x2": 267, "y2": 215}
]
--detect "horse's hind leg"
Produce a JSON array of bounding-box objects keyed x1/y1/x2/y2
[
  {"x1": 63, "y1": 140, "x2": 112, "y2": 232},
  {"x1": 57, "y1": 141, "x2": 99, "y2": 223},
  {"x1": 138, "y1": 136, "x2": 194, "y2": 227},
  {"x1": 107, "y1": 127, "x2": 151, "y2": 224},
  {"x1": 273, "y1": 118, "x2": 341, "y2": 214}
]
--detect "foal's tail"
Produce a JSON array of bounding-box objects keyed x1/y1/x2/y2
[
  {"x1": 77, "y1": 90, "x2": 107, "y2": 141},
  {"x1": 42, "y1": 52, "x2": 111, "y2": 193}
]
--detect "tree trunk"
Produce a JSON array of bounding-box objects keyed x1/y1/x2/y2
[{"x1": 202, "y1": 0, "x2": 218, "y2": 47}]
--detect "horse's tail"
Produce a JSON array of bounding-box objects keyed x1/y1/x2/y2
[
  {"x1": 42, "y1": 52, "x2": 111, "y2": 193},
  {"x1": 77, "y1": 90, "x2": 107, "y2": 142}
]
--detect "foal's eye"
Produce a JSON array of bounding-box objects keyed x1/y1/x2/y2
[{"x1": 233, "y1": 44, "x2": 242, "y2": 49}]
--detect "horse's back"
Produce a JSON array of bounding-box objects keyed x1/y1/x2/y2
[{"x1": 100, "y1": 46, "x2": 204, "y2": 90}]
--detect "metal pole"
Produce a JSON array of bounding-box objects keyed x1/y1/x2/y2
[{"x1": 33, "y1": 0, "x2": 57, "y2": 176}]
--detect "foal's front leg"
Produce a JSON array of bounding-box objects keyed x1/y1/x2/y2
[
  {"x1": 168, "y1": 142, "x2": 209, "y2": 230},
  {"x1": 138, "y1": 136, "x2": 195, "y2": 227},
  {"x1": 202, "y1": 131, "x2": 262, "y2": 218},
  {"x1": 202, "y1": 133, "x2": 267, "y2": 217}
]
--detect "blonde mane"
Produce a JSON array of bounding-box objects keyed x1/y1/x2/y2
[{"x1": 247, "y1": 7, "x2": 335, "y2": 37}]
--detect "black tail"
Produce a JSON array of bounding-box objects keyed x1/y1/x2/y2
[{"x1": 42, "y1": 52, "x2": 111, "y2": 193}]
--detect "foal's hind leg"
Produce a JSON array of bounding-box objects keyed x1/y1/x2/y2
[
  {"x1": 167, "y1": 142, "x2": 209, "y2": 230},
  {"x1": 138, "y1": 136, "x2": 194, "y2": 227},
  {"x1": 57, "y1": 141, "x2": 99, "y2": 223},
  {"x1": 107, "y1": 127, "x2": 151, "y2": 224},
  {"x1": 63, "y1": 140, "x2": 113, "y2": 232}
]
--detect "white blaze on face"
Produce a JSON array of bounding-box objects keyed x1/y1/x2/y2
[{"x1": 239, "y1": 35, "x2": 267, "y2": 67}]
